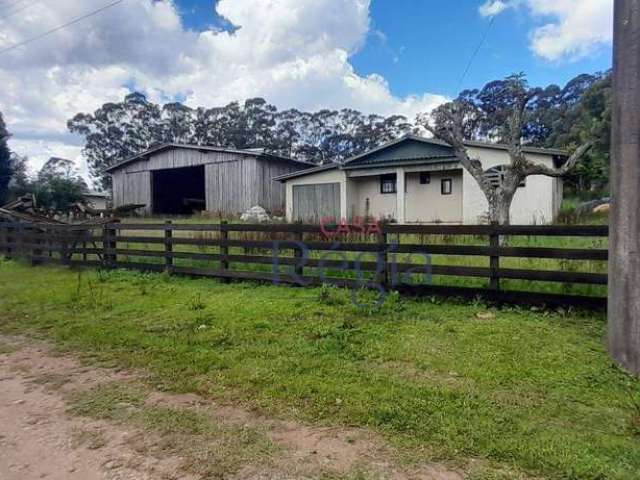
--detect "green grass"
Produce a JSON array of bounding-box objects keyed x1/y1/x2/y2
[
  {"x1": 0, "y1": 259, "x2": 637, "y2": 479},
  {"x1": 66, "y1": 218, "x2": 609, "y2": 297},
  {"x1": 66, "y1": 381, "x2": 276, "y2": 477}
]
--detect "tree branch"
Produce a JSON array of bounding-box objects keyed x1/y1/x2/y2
[
  {"x1": 422, "y1": 113, "x2": 485, "y2": 180},
  {"x1": 520, "y1": 141, "x2": 594, "y2": 177}
]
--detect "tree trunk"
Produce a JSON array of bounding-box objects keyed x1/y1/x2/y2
[
  {"x1": 487, "y1": 190, "x2": 515, "y2": 225},
  {"x1": 496, "y1": 200, "x2": 511, "y2": 225}
]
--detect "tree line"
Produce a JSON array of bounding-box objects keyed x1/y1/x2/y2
[
  {"x1": 0, "y1": 114, "x2": 87, "y2": 212},
  {"x1": 0, "y1": 69, "x2": 611, "y2": 211}
]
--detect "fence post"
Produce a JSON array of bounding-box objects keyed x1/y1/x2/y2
[
  {"x1": 11, "y1": 223, "x2": 19, "y2": 259},
  {"x1": 102, "y1": 220, "x2": 119, "y2": 269},
  {"x1": 377, "y1": 227, "x2": 389, "y2": 288},
  {"x1": 489, "y1": 225, "x2": 500, "y2": 291},
  {"x1": 219, "y1": 220, "x2": 229, "y2": 282},
  {"x1": 1, "y1": 223, "x2": 12, "y2": 259},
  {"x1": 294, "y1": 230, "x2": 304, "y2": 279},
  {"x1": 164, "y1": 220, "x2": 173, "y2": 274},
  {"x1": 31, "y1": 226, "x2": 43, "y2": 266}
]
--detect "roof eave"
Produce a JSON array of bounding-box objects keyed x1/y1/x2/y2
[
  {"x1": 273, "y1": 163, "x2": 339, "y2": 182},
  {"x1": 342, "y1": 157, "x2": 458, "y2": 170},
  {"x1": 105, "y1": 143, "x2": 309, "y2": 173}
]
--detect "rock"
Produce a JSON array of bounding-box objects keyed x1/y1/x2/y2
[
  {"x1": 475, "y1": 311, "x2": 496, "y2": 320},
  {"x1": 240, "y1": 205, "x2": 270, "y2": 223},
  {"x1": 593, "y1": 203, "x2": 610, "y2": 214},
  {"x1": 576, "y1": 197, "x2": 610, "y2": 215}
]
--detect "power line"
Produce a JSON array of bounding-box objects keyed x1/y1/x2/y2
[
  {"x1": 0, "y1": 0, "x2": 125, "y2": 56},
  {"x1": 457, "y1": 16, "x2": 496, "y2": 93}
]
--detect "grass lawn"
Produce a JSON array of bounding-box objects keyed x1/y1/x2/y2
[{"x1": 0, "y1": 259, "x2": 638, "y2": 479}]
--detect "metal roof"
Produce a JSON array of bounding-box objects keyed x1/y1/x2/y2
[
  {"x1": 105, "y1": 143, "x2": 312, "y2": 173},
  {"x1": 273, "y1": 134, "x2": 567, "y2": 183},
  {"x1": 342, "y1": 134, "x2": 567, "y2": 166},
  {"x1": 273, "y1": 163, "x2": 340, "y2": 182}
]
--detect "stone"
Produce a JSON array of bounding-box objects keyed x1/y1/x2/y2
[{"x1": 240, "y1": 205, "x2": 271, "y2": 223}]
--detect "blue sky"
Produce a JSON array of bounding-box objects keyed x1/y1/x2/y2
[{"x1": 177, "y1": 0, "x2": 613, "y2": 99}]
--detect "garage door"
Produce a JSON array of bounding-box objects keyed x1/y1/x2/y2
[{"x1": 292, "y1": 183, "x2": 340, "y2": 222}]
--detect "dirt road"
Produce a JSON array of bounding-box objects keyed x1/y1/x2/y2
[{"x1": 0, "y1": 336, "x2": 463, "y2": 480}]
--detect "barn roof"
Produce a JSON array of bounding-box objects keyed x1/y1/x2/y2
[{"x1": 105, "y1": 143, "x2": 312, "y2": 173}]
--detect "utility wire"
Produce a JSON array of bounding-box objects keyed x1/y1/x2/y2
[
  {"x1": 456, "y1": 16, "x2": 496, "y2": 93},
  {"x1": 0, "y1": 0, "x2": 125, "y2": 55}
]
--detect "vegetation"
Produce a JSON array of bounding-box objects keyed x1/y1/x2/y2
[
  {"x1": 545, "y1": 73, "x2": 611, "y2": 195},
  {"x1": 420, "y1": 74, "x2": 594, "y2": 225},
  {"x1": 68, "y1": 94, "x2": 413, "y2": 189},
  {"x1": 103, "y1": 215, "x2": 609, "y2": 298},
  {"x1": 67, "y1": 71, "x2": 611, "y2": 193},
  {"x1": 3, "y1": 155, "x2": 89, "y2": 213},
  {"x1": 0, "y1": 111, "x2": 14, "y2": 204},
  {"x1": 67, "y1": 381, "x2": 275, "y2": 478},
  {"x1": 20, "y1": 157, "x2": 88, "y2": 212},
  {"x1": 0, "y1": 260, "x2": 638, "y2": 479}
]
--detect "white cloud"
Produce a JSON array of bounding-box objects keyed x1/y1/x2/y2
[
  {"x1": 479, "y1": 1, "x2": 511, "y2": 17},
  {"x1": 9, "y1": 138, "x2": 86, "y2": 179},
  {"x1": 479, "y1": 0, "x2": 613, "y2": 61},
  {"x1": 527, "y1": 0, "x2": 613, "y2": 61},
  {"x1": 0, "y1": 0, "x2": 446, "y2": 181}
]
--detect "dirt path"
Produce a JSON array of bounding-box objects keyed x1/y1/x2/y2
[{"x1": 0, "y1": 336, "x2": 465, "y2": 480}]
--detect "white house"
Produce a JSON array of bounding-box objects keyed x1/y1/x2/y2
[
  {"x1": 275, "y1": 135, "x2": 566, "y2": 225},
  {"x1": 83, "y1": 191, "x2": 110, "y2": 210}
]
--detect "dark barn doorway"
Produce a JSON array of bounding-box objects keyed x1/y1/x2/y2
[{"x1": 152, "y1": 165, "x2": 206, "y2": 215}]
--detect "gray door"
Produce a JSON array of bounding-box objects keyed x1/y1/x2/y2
[{"x1": 292, "y1": 183, "x2": 340, "y2": 222}]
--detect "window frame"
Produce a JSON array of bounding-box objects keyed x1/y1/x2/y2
[
  {"x1": 441, "y1": 178, "x2": 452, "y2": 195},
  {"x1": 486, "y1": 165, "x2": 526, "y2": 188},
  {"x1": 380, "y1": 174, "x2": 397, "y2": 194},
  {"x1": 419, "y1": 172, "x2": 431, "y2": 185}
]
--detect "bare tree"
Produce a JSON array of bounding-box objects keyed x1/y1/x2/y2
[{"x1": 418, "y1": 76, "x2": 593, "y2": 225}]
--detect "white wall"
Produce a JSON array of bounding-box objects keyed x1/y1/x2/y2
[
  {"x1": 405, "y1": 170, "x2": 463, "y2": 223},
  {"x1": 283, "y1": 148, "x2": 560, "y2": 225},
  {"x1": 85, "y1": 196, "x2": 109, "y2": 210},
  {"x1": 350, "y1": 176, "x2": 397, "y2": 220},
  {"x1": 462, "y1": 147, "x2": 559, "y2": 224}
]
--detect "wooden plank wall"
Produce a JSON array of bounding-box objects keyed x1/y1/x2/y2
[
  {"x1": 111, "y1": 148, "x2": 303, "y2": 216},
  {"x1": 111, "y1": 170, "x2": 152, "y2": 214},
  {"x1": 292, "y1": 183, "x2": 340, "y2": 222}
]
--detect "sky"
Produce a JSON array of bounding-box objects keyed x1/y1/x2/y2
[{"x1": 0, "y1": 0, "x2": 613, "y2": 183}]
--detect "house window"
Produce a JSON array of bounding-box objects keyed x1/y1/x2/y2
[
  {"x1": 485, "y1": 165, "x2": 526, "y2": 188},
  {"x1": 419, "y1": 172, "x2": 431, "y2": 185},
  {"x1": 380, "y1": 174, "x2": 397, "y2": 194},
  {"x1": 441, "y1": 178, "x2": 452, "y2": 195}
]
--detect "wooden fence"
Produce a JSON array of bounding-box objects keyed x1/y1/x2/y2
[{"x1": 0, "y1": 220, "x2": 609, "y2": 310}]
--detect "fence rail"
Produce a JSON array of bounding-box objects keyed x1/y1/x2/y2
[{"x1": 0, "y1": 220, "x2": 609, "y2": 310}]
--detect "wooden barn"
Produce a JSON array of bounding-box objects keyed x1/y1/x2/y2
[{"x1": 106, "y1": 144, "x2": 310, "y2": 216}]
